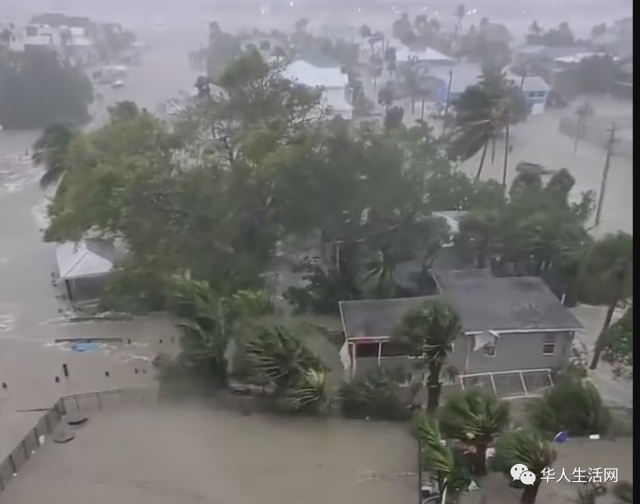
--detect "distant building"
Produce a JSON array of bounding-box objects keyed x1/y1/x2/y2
[
  {"x1": 393, "y1": 44, "x2": 453, "y2": 67},
  {"x1": 282, "y1": 59, "x2": 353, "y2": 120},
  {"x1": 431, "y1": 64, "x2": 551, "y2": 115}
]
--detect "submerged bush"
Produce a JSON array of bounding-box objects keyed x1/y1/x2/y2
[
  {"x1": 339, "y1": 369, "x2": 411, "y2": 421},
  {"x1": 527, "y1": 375, "x2": 611, "y2": 437}
]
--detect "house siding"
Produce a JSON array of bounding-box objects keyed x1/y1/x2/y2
[{"x1": 350, "y1": 330, "x2": 574, "y2": 379}]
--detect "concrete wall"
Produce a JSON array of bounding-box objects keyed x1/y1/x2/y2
[{"x1": 351, "y1": 330, "x2": 574, "y2": 379}]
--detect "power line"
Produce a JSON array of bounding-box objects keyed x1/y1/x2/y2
[{"x1": 594, "y1": 122, "x2": 619, "y2": 227}]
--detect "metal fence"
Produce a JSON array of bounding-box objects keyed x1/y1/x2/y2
[{"x1": 0, "y1": 388, "x2": 156, "y2": 493}]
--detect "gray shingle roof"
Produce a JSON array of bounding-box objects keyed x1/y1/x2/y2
[
  {"x1": 339, "y1": 296, "x2": 437, "y2": 339},
  {"x1": 432, "y1": 270, "x2": 583, "y2": 333},
  {"x1": 339, "y1": 270, "x2": 583, "y2": 340}
]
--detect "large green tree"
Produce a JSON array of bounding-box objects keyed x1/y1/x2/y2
[
  {"x1": 0, "y1": 49, "x2": 93, "y2": 129},
  {"x1": 32, "y1": 123, "x2": 76, "y2": 188}
]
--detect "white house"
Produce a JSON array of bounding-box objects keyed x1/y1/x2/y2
[
  {"x1": 394, "y1": 44, "x2": 453, "y2": 66},
  {"x1": 282, "y1": 60, "x2": 353, "y2": 120}
]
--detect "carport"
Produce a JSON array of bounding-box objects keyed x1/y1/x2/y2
[{"x1": 55, "y1": 240, "x2": 121, "y2": 302}]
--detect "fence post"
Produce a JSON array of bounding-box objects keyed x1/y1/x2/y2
[
  {"x1": 21, "y1": 440, "x2": 29, "y2": 460},
  {"x1": 45, "y1": 412, "x2": 52, "y2": 433},
  {"x1": 9, "y1": 454, "x2": 16, "y2": 474},
  {"x1": 97, "y1": 392, "x2": 102, "y2": 410},
  {"x1": 74, "y1": 395, "x2": 79, "y2": 412}
]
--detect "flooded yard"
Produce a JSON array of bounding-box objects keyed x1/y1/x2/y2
[{"x1": 0, "y1": 403, "x2": 417, "y2": 504}]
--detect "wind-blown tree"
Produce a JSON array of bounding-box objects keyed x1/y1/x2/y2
[
  {"x1": 527, "y1": 375, "x2": 611, "y2": 437},
  {"x1": 491, "y1": 429, "x2": 557, "y2": 504},
  {"x1": 32, "y1": 123, "x2": 76, "y2": 189},
  {"x1": 455, "y1": 169, "x2": 594, "y2": 299},
  {"x1": 439, "y1": 389, "x2": 511, "y2": 474},
  {"x1": 581, "y1": 232, "x2": 633, "y2": 369},
  {"x1": 0, "y1": 49, "x2": 93, "y2": 129},
  {"x1": 449, "y1": 65, "x2": 529, "y2": 179},
  {"x1": 414, "y1": 412, "x2": 471, "y2": 501},
  {"x1": 166, "y1": 275, "x2": 272, "y2": 385},
  {"x1": 358, "y1": 24, "x2": 372, "y2": 40},
  {"x1": 242, "y1": 325, "x2": 328, "y2": 413},
  {"x1": 602, "y1": 303, "x2": 633, "y2": 379},
  {"x1": 393, "y1": 300, "x2": 461, "y2": 412}
]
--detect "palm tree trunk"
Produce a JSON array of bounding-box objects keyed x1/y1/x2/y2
[
  {"x1": 520, "y1": 479, "x2": 542, "y2": 504},
  {"x1": 475, "y1": 141, "x2": 489, "y2": 181},
  {"x1": 426, "y1": 363, "x2": 442, "y2": 412},
  {"x1": 590, "y1": 278, "x2": 624, "y2": 369},
  {"x1": 473, "y1": 441, "x2": 489, "y2": 475}
]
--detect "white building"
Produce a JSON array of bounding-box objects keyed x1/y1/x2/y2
[
  {"x1": 282, "y1": 60, "x2": 353, "y2": 120},
  {"x1": 393, "y1": 44, "x2": 453, "y2": 66}
]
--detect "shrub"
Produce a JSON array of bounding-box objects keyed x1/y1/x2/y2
[
  {"x1": 339, "y1": 369, "x2": 411, "y2": 421},
  {"x1": 527, "y1": 375, "x2": 611, "y2": 437}
]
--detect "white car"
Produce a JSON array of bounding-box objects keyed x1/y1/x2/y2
[{"x1": 111, "y1": 80, "x2": 125, "y2": 89}]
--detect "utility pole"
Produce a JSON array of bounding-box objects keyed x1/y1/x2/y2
[
  {"x1": 440, "y1": 68, "x2": 454, "y2": 137},
  {"x1": 594, "y1": 122, "x2": 618, "y2": 227},
  {"x1": 573, "y1": 100, "x2": 590, "y2": 155}
]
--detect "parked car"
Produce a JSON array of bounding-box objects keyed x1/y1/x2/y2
[{"x1": 111, "y1": 80, "x2": 125, "y2": 89}]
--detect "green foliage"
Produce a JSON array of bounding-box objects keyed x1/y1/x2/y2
[
  {"x1": 413, "y1": 412, "x2": 473, "y2": 499},
  {"x1": 449, "y1": 65, "x2": 530, "y2": 177},
  {"x1": 491, "y1": 428, "x2": 557, "y2": 504},
  {"x1": 602, "y1": 304, "x2": 633, "y2": 379},
  {"x1": 455, "y1": 169, "x2": 594, "y2": 300},
  {"x1": 0, "y1": 49, "x2": 93, "y2": 129},
  {"x1": 394, "y1": 300, "x2": 461, "y2": 411},
  {"x1": 339, "y1": 369, "x2": 411, "y2": 421},
  {"x1": 439, "y1": 389, "x2": 511, "y2": 473},
  {"x1": 527, "y1": 375, "x2": 611, "y2": 437},
  {"x1": 32, "y1": 123, "x2": 76, "y2": 188},
  {"x1": 242, "y1": 325, "x2": 328, "y2": 413}
]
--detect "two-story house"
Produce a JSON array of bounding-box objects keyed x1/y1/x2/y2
[
  {"x1": 282, "y1": 59, "x2": 353, "y2": 120},
  {"x1": 338, "y1": 269, "x2": 583, "y2": 398}
]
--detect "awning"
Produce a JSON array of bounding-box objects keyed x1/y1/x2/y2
[{"x1": 55, "y1": 241, "x2": 115, "y2": 280}]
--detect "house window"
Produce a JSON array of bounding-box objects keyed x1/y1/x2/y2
[
  {"x1": 483, "y1": 341, "x2": 497, "y2": 357},
  {"x1": 354, "y1": 342, "x2": 379, "y2": 358},
  {"x1": 380, "y1": 341, "x2": 408, "y2": 357},
  {"x1": 543, "y1": 334, "x2": 557, "y2": 355}
]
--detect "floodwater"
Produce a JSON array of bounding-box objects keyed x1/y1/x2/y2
[
  {"x1": 0, "y1": 29, "x2": 196, "y2": 456},
  {"x1": 0, "y1": 11, "x2": 633, "y2": 490},
  {"x1": 1, "y1": 403, "x2": 418, "y2": 504}
]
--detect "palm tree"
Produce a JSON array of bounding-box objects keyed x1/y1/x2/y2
[
  {"x1": 491, "y1": 429, "x2": 557, "y2": 504},
  {"x1": 449, "y1": 67, "x2": 512, "y2": 180},
  {"x1": 454, "y1": 4, "x2": 466, "y2": 41},
  {"x1": 32, "y1": 123, "x2": 76, "y2": 189},
  {"x1": 581, "y1": 232, "x2": 633, "y2": 369},
  {"x1": 440, "y1": 389, "x2": 511, "y2": 475},
  {"x1": 243, "y1": 325, "x2": 327, "y2": 413},
  {"x1": 393, "y1": 300, "x2": 461, "y2": 412},
  {"x1": 413, "y1": 412, "x2": 457, "y2": 500}
]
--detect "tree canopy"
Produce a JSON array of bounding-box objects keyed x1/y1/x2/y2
[{"x1": 0, "y1": 48, "x2": 93, "y2": 129}]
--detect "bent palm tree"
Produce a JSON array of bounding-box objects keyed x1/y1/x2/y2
[
  {"x1": 413, "y1": 412, "x2": 459, "y2": 501},
  {"x1": 491, "y1": 429, "x2": 557, "y2": 504},
  {"x1": 243, "y1": 325, "x2": 327, "y2": 412},
  {"x1": 32, "y1": 123, "x2": 75, "y2": 189},
  {"x1": 394, "y1": 300, "x2": 461, "y2": 412},
  {"x1": 440, "y1": 389, "x2": 511, "y2": 475}
]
